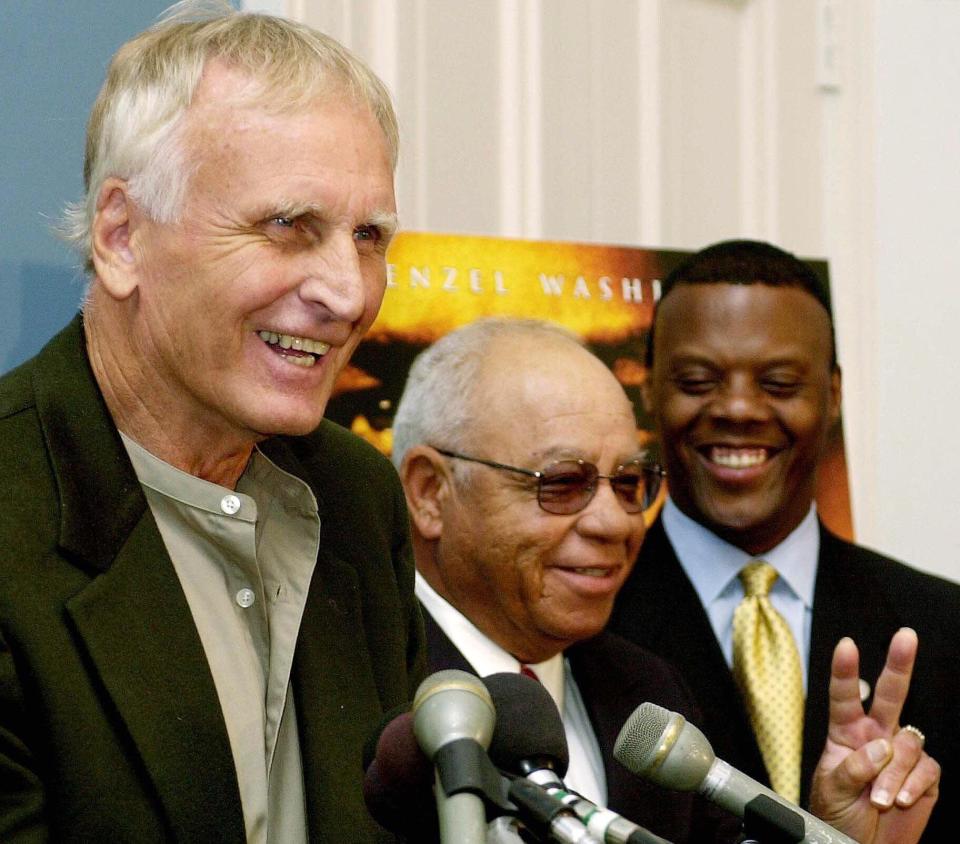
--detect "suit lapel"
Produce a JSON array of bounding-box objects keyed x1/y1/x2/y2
[
  {"x1": 293, "y1": 545, "x2": 390, "y2": 841},
  {"x1": 801, "y1": 525, "x2": 903, "y2": 802},
  {"x1": 65, "y1": 515, "x2": 244, "y2": 840},
  {"x1": 421, "y1": 609, "x2": 476, "y2": 675},
  {"x1": 35, "y1": 318, "x2": 244, "y2": 839},
  {"x1": 566, "y1": 636, "x2": 645, "y2": 812}
]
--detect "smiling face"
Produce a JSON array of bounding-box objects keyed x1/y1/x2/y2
[
  {"x1": 108, "y1": 62, "x2": 397, "y2": 452},
  {"x1": 431, "y1": 337, "x2": 647, "y2": 662},
  {"x1": 645, "y1": 282, "x2": 841, "y2": 555}
]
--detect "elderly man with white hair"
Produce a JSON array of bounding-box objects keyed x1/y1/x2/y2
[{"x1": 0, "y1": 3, "x2": 422, "y2": 841}]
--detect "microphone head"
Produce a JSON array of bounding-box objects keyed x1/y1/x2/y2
[
  {"x1": 614, "y1": 701, "x2": 715, "y2": 792},
  {"x1": 482, "y1": 672, "x2": 569, "y2": 778},
  {"x1": 412, "y1": 669, "x2": 496, "y2": 758},
  {"x1": 363, "y1": 711, "x2": 438, "y2": 834}
]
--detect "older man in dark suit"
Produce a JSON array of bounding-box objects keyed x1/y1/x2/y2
[
  {"x1": 0, "y1": 4, "x2": 423, "y2": 841},
  {"x1": 610, "y1": 238, "x2": 954, "y2": 843},
  {"x1": 392, "y1": 315, "x2": 939, "y2": 844}
]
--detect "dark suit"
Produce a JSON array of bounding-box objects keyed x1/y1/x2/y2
[
  {"x1": 422, "y1": 608, "x2": 742, "y2": 843},
  {"x1": 0, "y1": 316, "x2": 426, "y2": 842},
  {"x1": 610, "y1": 515, "x2": 960, "y2": 842}
]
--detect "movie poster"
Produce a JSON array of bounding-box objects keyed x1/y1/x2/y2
[{"x1": 326, "y1": 231, "x2": 853, "y2": 540}]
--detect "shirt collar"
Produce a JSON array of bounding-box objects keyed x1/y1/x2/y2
[
  {"x1": 415, "y1": 572, "x2": 566, "y2": 713},
  {"x1": 120, "y1": 433, "x2": 318, "y2": 524},
  {"x1": 661, "y1": 497, "x2": 819, "y2": 607}
]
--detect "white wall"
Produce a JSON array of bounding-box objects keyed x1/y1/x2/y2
[
  {"x1": 244, "y1": 0, "x2": 960, "y2": 583},
  {"x1": 871, "y1": 1, "x2": 960, "y2": 579}
]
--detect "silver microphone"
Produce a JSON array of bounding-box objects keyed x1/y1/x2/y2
[
  {"x1": 413, "y1": 669, "x2": 497, "y2": 844},
  {"x1": 614, "y1": 702, "x2": 857, "y2": 844}
]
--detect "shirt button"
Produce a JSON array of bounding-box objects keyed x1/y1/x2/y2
[
  {"x1": 236, "y1": 587, "x2": 256, "y2": 608},
  {"x1": 220, "y1": 494, "x2": 241, "y2": 515}
]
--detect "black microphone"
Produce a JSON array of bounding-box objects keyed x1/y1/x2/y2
[
  {"x1": 413, "y1": 669, "x2": 498, "y2": 844},
  {"x1": 483, "y1": 672, "x2": 569, "y2": 785},
  {"x1": 362, "y1": 710, "x2": 438, "y2": 837},
  {"x1": 483, "y1": 673, "x2": 674, "y2": 844},
  {"x1": 614, "y1": 702, "x2": 857, "y2": 844}
]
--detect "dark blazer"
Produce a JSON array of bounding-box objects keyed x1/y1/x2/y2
[
  {"x1": 422, "y1": 608, "x2": 742, "y2": 843},
  {"x1": 0, "y1": 317, "x2": 426, "y2": 842},
  {"x1": 609, "y1": 515, "x2": 960, "y2": 842}
]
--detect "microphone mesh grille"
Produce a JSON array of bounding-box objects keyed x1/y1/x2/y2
[{"x1": 613, "y1": 701, "x2": 671, "y2": 771}]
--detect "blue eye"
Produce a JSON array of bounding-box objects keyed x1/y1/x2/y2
[{"x1": 271, "y1": 216, "x2": 295, "y2": 228}]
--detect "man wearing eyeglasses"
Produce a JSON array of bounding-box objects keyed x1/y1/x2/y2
[
  {"x1": 390, "y1": 316, "x2": 938, "y2": 844},
  {"x1": 391, "y1": 316, "x2": 731, "y2": 841}
]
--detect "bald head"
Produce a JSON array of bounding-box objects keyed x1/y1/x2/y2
[{"x1": 392, "y1": 317, "x2": 633, "y2": 469}]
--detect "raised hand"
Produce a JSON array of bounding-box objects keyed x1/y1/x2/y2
[{"x1": 809, "y1": 628, "x2": 940, "y2": 844}]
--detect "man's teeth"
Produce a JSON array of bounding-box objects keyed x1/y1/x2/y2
[
  {"x1": 257, "y1": 330, "x2": 331, "y2": 365},
  {"x1": 710, "y1": 448, "x2": 768, "y2": 468},
  {"x1": 571, "y1": 567, "x2": 608, "y2": 577}
]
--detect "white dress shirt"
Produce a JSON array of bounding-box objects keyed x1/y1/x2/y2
[{"x1": 416, "y1": 573, "x2": 607, "y2": 804}]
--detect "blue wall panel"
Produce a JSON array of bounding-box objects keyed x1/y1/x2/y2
[{"x1": 1, "y1": 2, "x2": 185, "y2": 373}]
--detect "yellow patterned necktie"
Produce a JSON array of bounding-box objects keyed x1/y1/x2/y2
[{"x1": 732, "y1": 561, "x2": 804, "y2": 803}]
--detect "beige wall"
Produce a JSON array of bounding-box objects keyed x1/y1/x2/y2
[{"x1": 245, "y1": 0, "x2": 960, "y2": 583}]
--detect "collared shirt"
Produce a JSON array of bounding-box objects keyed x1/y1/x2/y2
[
  {"x1": 416, "y1": 572, "x2": 607, "y2": 804},
  {"x1": 661, "y1": 497, "x2": 819, "y2": 690},
  {"x1": 122, "y1": 433, "x2": 319, "y2": 843}
]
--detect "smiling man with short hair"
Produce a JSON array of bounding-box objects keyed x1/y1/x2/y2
[{"x1": 610, "y1": 238, "x2": 958, "y2": 842}]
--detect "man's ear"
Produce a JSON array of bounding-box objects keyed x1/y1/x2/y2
[
  {"x1": 90, "y1": 178, "x2": 140, "y2": 300},
  {"x1": 400, "y1": 446, "x2": 452, "y2": 541}
]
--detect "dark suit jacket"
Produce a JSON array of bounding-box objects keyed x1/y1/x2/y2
[
  {"x1": 422, "y1": 608, "x2": 742, "y2": 843},
  {"x1": 609, "y1": 515, "x2": 960, "y2": 842},
  {"x1": 0, "y1": 316, "x2": 426, "y2": 842}
]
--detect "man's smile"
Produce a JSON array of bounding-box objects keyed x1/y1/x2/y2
[
  {"x1": 257, "y1": 329, "x2": 331, "y2": 367},
  {"x1": 701, "y1": 446, "x2": 777, "y2": 469}
]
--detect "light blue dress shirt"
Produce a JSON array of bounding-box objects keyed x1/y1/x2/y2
[{"x1": 660, "y1": 497, "x2": 819, "y2": 691}]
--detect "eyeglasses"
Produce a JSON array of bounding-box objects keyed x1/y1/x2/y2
[{"x1": 433, "y1": 448, "x2": 666, "y2": 515}]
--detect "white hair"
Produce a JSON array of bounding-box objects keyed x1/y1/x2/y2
[
  {"x1": 391, "y1": 317, "x2": 585, "y2": 471},
  {"x1": 60, "y1": 0, "x2": 398, "y2": 273}
]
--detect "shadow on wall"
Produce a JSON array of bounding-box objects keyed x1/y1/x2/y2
[{"x1": 0, "y1": 261, "x2": 86, "y2": 375}]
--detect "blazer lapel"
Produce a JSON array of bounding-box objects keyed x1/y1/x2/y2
[
  {"x1": 35, "y1": 317, "x2": 244, "y2": 839},
  {"x1": 293, "y1": 546, "x2": 392, "y2": 842},
  {"x1": 566, "y1": 635, "x2": 646, "y2": 812},
  {"x1": 65, "y1": 515, "x2": 244, "y2": 840},
  {"x1": 421, "y1": 609, "x2": 476, "y2": 675},
  {"x1": 801, "y1": 525, "x2": 903, "y2": 803}
]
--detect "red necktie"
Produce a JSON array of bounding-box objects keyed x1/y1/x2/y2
[{"x1": 520, "y1": 664, "x2": 540, "y2": 682}]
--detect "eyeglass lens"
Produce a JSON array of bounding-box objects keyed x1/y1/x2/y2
[{"x1": 537, "y1": 460, "x2": 660, "y2": 515}]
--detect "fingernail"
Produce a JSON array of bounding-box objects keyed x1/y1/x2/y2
[
  {"x1": 896, "y1": 789, "x2": 913, "y2": 806},
  {"x1": 867, "y1": 738, "x2": 891, "y2": 764},
  {"x1": 872, "y1": 788, "x2": 892, "y2": 808}
]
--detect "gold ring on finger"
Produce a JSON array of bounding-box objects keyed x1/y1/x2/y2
[{"x1": 899, "y1": 724, "x2": 926, "y2": 748}]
